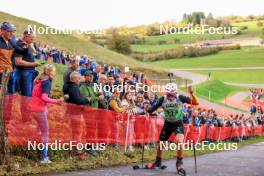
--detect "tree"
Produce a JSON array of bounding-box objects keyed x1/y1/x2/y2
[
  {"x1": 107, "y1": 31, "x2": 131, "y2": 54},
  {"x1": 257, "y1": 21, "x2": 263, "y2": 27},
  {"x1": 182, "y1": 12, "x2": 205, "y2": 25},
  {"x1": 207, "y1": 13, "x2": 214, "y2": 20}
]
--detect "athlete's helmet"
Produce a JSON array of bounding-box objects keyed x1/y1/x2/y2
[{"x1": 165, "y1": 83, "x2": 177, "y2": 98}]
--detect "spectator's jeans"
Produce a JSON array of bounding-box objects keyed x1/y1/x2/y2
[
  {"x1": 44, "y1": 54, "x2": 48, "y2": 61},
  {"x1": 56, "y1": 56, "x2": 61, "y2": 64},
  {"x1": 15, "y1": 69, "x2": 38, "y2": 96},
  {"x1": 16, "y1": 69, "x2": 38, "y2": 122},
  {"x1": 34, "y1": 110, "x2": 49, "y2": 159},
  {"x1": 0, "y1": 72, "x2": 16, "y2": 94}
]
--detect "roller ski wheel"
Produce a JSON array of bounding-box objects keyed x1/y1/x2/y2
[
  {"x1": 177, "y1": 168, "x2": 186, "y2": 176},
  {"x1": 132, "y1": 165, "x2": 140, "y2": 170},
  {"x1": 145, "y1": 162, "x2": 167, "y2": 170},
  {"x1": 176, "y1": 160, "x2": 186, "y2": 176}
]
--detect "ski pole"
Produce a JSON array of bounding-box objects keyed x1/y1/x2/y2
[{"x1": 193, "y1": 144, "x2": 197, "y2": 174}]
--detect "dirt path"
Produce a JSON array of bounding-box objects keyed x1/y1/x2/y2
[{"x1": 168, "y1": 69, "x2": 208, "y2": 86}]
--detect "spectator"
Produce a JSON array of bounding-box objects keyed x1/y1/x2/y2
[
  {"x1": 14, "y1": 29, "x2": 40, "y2": 96},
  {"x1": 30, "y1": 64, "x2": 63, "y2": 164},
  {"x1": 108, "y1": 89, "x2": 126, "y2": 113},
  {"x1": 121, "y1": 92, "x2": 137, "y2": 152},
  {"x1": 63, "y1": 71, "x2": 89, "y2": 105},
  {"x1": 104, "y1": 74, "x2": 115, "y2": 101},
  {"x1": 63, "y1": 71, "x2": 90, "y2": 160},
  {"x1": 135, "y1": 93, "x2": 145, "y2": 115},
  {"x1": 0, "y1": 22, "x2": 19, "y2": 92},
  {"x1": 93, "y1": 66, "x2": 102, "y2": 83},
  {"x1": 63, "y1": 59, "x2": 79, "y2": 84},
  {"x1": 80, "y1": 71, "x2": 105, "y2": 108}
]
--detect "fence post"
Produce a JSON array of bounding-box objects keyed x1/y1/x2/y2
[{"x1": 0, "y1": 69, "x2": 10, "y2": 165}]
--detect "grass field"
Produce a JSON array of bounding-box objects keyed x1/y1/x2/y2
[
  {"x1": 232, "y1": 21, "x2": 264, "y2": 39},
  {"x1": 193, "y1": 69, "x2": 264, "y2": 84},
  {"x1": 152, "y1": 47, "x2": 264, "y2": 68},
  {"x1": 194, "y1": 80, "x2": 247, "y2": 102}
]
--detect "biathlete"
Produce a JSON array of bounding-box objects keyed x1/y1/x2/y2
[{"x1": 145, "y1": 85, "x2": 198, "y2": 175}]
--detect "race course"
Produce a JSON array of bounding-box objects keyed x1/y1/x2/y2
[{"x1": 53, "y1": 142, "x2": 264, "y2": 176}]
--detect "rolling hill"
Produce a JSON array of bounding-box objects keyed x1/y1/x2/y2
[{"x1": 0, "y1": 11, "x2": 164, "y2": 76}]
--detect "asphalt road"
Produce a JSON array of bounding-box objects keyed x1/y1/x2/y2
[{"x1": 53, "y1": 142, "x2": 264, "y2": 176}]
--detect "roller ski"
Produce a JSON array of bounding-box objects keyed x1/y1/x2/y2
[
  {"x1": 176, "y1": 159, "x2": 186, "y2": 176},
  {"x1": 145, "y1": 162, "x2": 167, "y2": 170},
  {"x1": 145, "y1": 157, "x2": 167, "y2": 170}
]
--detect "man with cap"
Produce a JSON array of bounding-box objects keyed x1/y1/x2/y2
[
  {"x1": 80, "y1": 70, "x2": 105, "y2": 156},
  {"x1": 144, "y1": 84, "x2": 198, "y2": 175},
  {"x1": 80, "y1": 70, "x2": 104, "y2": 108},
  {"x1": 14, "y1": 29, "x2": 40, "y2": 96},
  {"x1": 0, "y1": 22, "x2": 18, "y2": 92}
]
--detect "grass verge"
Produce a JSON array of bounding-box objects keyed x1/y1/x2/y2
[{"x1": 1, "y1": 136, "x2": 264, "y2": 175}]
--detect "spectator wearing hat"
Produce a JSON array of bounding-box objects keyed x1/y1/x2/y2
[
  {"x1": 89, "y1": 60, "x2": 96, "y2": 72},
  {"x1": 14, "y1": 29, "x2": 40, "y2": 96},
  {"x1": 80, "y1": 70, "x2": 105, "y2": 157},
  {"x1": 80, "y1": 71, "x2": 104, "y2": 108},
  {"x1": 0, "y1": 22, "x2": 20, "y2": 92},
  {"x1": 79, "y1": 59, "x2": 88, "y2": 75}
]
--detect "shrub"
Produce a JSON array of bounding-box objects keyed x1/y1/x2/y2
[
  {"x1": 217, "y1": 44, "x2": 240, "y2": 50},
  {"x1": 158, "y1": 40, "x2": 167, "y2": 45},
  {"x1": 240, "y1": 26, "x2": 248, "y2": 30},
  {"x1": 107, "y1": 32, "x2": 131, "y2": 54},
  {"x1": 257, "y1": 21, "x2": 263, "y2": 27},
  {"x1": 174, "y1": 38, "x2": 181, "y2": 44}
]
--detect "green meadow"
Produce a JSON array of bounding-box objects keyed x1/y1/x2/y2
[{"x1": 152, "y1": 47, "x2": 264, "y2": 68}]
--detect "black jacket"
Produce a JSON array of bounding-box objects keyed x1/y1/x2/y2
[{"x1": 63, "y1": 81, "x2": 89, "y2": 105}]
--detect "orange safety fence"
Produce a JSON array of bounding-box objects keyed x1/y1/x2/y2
[{"x1": 3, "y1": 95, "x2": 264, "y2": 147}]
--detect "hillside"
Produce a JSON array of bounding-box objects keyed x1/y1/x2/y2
[{"x1": 0, "y1": 11, "x2": 164, "y2": 76}]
